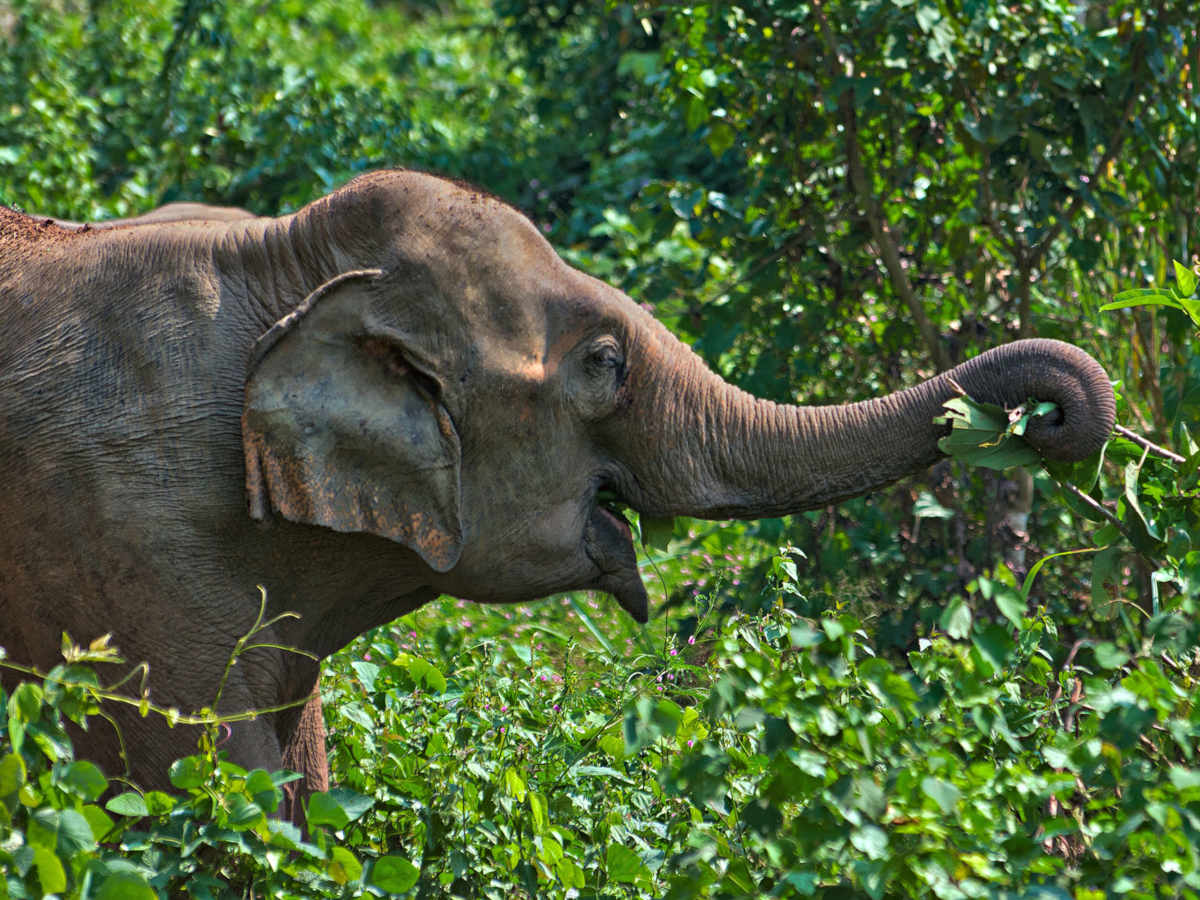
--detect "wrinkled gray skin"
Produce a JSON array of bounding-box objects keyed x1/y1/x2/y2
[{"x1": 0, "y1": 170, "x2": 1115, "y2": 824}]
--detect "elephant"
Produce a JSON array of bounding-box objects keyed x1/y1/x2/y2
[
  {"x1": 44, "y1": 201, "x2": 256, "y2": 231},
  {"x1": 0, "y1": 169, "x2": 1115, "y2": 824}
]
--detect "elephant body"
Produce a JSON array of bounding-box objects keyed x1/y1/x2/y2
[
  {"x1": 0, "y1": 202, "x2": 429, "y2": 812},
  {"x1": 44, "y1": 201, "x2": 256, "y2": 231},
  {"x1": 0, "y1": 170, "x2": 1115, "y2": 820}
]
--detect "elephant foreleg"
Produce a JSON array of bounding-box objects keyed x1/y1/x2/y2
[{"x1": 279, "y1": 686, "x2": 328, "y2": 830}]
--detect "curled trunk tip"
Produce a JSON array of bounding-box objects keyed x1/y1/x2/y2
[{"x1": 952, "y1": 338, "x2": 1115, "y2": 462}]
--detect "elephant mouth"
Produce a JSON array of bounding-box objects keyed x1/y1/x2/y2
[
  {"x1": 597, "y1": 498, "x2": 633, "y2": 541},
  {"x1": 584, "y1": 482, "x2": 649, "y2": 623}
]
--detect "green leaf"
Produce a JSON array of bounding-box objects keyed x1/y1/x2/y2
[
  {"x1": 405, "y1": 656, "x2": 447, "y2": 693},
  {"x1": 81, "y1": 804, "x2": 115, "y2": 843},
  {"x1": 1091, "y1": 546, "x2": 1122, "y2": 618},
  {"x1": 245, "y1": 768, "x2": 280, "y2": 813},
  {"x1": 529, "y1": 790, "x2": 549, "y2": 835},
  {"x1": 0, "y1": 753, "x2": 26, "y2": 802},
  {"x1": 556, "y1": 857, "x2": 586, "y2": 889},
  {"x1": 1102, "y1": 289, "x2": 1200, "y2": 326},
  {"x1": 939, "y1": 597, "x2": 971, "y2": 639},
  {"x1": 168, "y1": 755, "x2": 208, "y2": 790},
  {"x1": 707, "y1": 122, "x2": 735, "y2": 158},
  {"x1": 306, "y1": 791, "x2": 351, "y2": 830},
  {"x1": 537, "y1": 833, "x2": 563, "y2": 867},
  {"x1": 1174, "y1": 259, "x2": 1196, "y2": 296},
  {"x1": 32, "y1": 845, "x2": 67, "y2": 894},
  {"x1": 994, "y1": 589, "x2": 1026, "y2": 630},
  {"x1": 1021, "y1": 547, "x2": 1103, "y2": 601},
  {"x1": 652, "y1": 698, "x2": 683, "y2": 733},
  {"x1": 350, "y1": 659, "x2": 379, "y2": 692},
  {"x1": 93, "y1": 872, "x2": 157, "y2": 900},
  {"x1": 913, "y1": 490, "x2": 955, "y2": 520},
  {"x1": 103, "y1": 792, "x2": 148, "y2": 820},
  {"x1": 60, "y1": 759, "x2": 108, "y2": 801},
  {"x1": 937, "y1": 396, "x2": 1041, "y2": 469},
  {"x1": 1094, "y1": 642, "x2": 1129, "y2": 669},
  {"x1": 1123, "y1": 459, "x2": 1162, "y2": 550},
  {"x1": 568, "y1": 595, "x2": 619, "y2": 655},
  {"x1": 12, "y1": 682, "x2": 43, "y2": 722},
  {"x1": 371, "y1": 855, "x2": 419, "y2": 893},
  {"x1": 849, "y1": 824, "x2": 888, "y2": 860},
  {"x1": 1168, "y1": 767, "x2": 1200, "y2": 790},
  {"x1": 53, "y1": 807, "x2": 98, "y2": 855},
  {"x1": 921, "y1": 776, "x2": 961, "y2": 814},
  {"x1": 329, "y1": 787, "x2": 373, "y2": 823},
  {"x1": 606, "y1": 843, "x2": 648, "y2": 883},
  {"x1": 503, "y1": 766, "x2": 527, "y2": 802},
  {"x1": 226, "y1": 794, "x2": 265, "y2": 829},
  {"x1": 143, "y1": 791, "x2": 176, "y2": 815},
  {"x1": 640, "y1": 514, "x2": 676, "y2": 550},
  {"x1": 722, "y1": 856, "x2": 757, "y2": 894},
  {"x1": 328, "y1": 845, "x2": 362, "y2": 885},
  {"x1": 972, "y1": 624, "x2": 1014, "y2": 675}
]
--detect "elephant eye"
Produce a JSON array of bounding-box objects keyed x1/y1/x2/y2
[{"x1": 586, "y1": 338, "x2": 624, "y2": 375}]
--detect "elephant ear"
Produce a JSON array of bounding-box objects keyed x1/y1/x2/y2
[{"x1": 242, "y1": 269, "x2": 463, "y2": 572}]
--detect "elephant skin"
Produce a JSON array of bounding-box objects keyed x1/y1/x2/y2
[
  {"x1": 0, "y1": 170, "x2": 1115, "y2": 823},
  {"x1": 43, "y1": 201, "x2": 256, "y2": 231}
]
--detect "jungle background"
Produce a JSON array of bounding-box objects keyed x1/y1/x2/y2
[{"x1": 2, "y1": 0, "x2": 1200, "y2": 897}]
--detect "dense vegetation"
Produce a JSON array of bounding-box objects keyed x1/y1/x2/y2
[{"x1": 2, "y1": 0, "x2": 1200, "y2": 896}]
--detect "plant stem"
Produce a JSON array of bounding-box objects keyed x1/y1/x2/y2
[{"x1": 1115, "y1": 424, "x2": 1186, "y2": 463}]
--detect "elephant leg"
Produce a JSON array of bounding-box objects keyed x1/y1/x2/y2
[{"x1": 279, "y1": 686, "x2": 328, "y2": 830}]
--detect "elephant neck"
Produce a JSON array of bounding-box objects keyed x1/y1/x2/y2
[{"x1": 227, "y1": 197, "x2": 365, "y2": 330}]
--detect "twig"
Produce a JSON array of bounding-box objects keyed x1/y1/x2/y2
[
  {"x1": 1114, "y1": 424, "x2": 1187, "y2": 464},
  {"x1": 1055, "y1": 478, "x2": 1125, "y2": 533}
]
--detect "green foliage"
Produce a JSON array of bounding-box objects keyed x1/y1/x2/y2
[
  {"x1": 0, "y1": 642, "x2": 417, "y2": 898},
  {"x1": 4, "y1": 0, "x2": 1200, "y2": 896},
  {"x1": 8, "y1": 549, "x2": 1200, "y2": 896},
  {"x1": 936, "y1": 396, "x2": 1057, "y2": 471}
]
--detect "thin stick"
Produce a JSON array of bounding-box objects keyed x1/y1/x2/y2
[
  {"x1": 1057, "y1": 478, "x2": 1124, "y2": 533},
  {"x1": 1115, "y1": 424, "x2": 1187, "y2": 464}
]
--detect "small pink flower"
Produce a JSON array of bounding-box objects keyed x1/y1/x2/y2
[{"x1": 688, "y1": 636, "x2": 695, "y2": 645}]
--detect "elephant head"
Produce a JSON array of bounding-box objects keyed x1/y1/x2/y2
[{"x1": 240, "y1": 170, "x2": 1115, "y2": 623}]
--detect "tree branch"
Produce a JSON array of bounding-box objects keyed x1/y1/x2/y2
[{"x1": 811, "y1": 1, "x2": 952, "y2": 372}]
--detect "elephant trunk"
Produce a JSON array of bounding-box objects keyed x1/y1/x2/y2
[{"x1": 623, "y1": 323, "x2": 1115, "y2": 520}]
